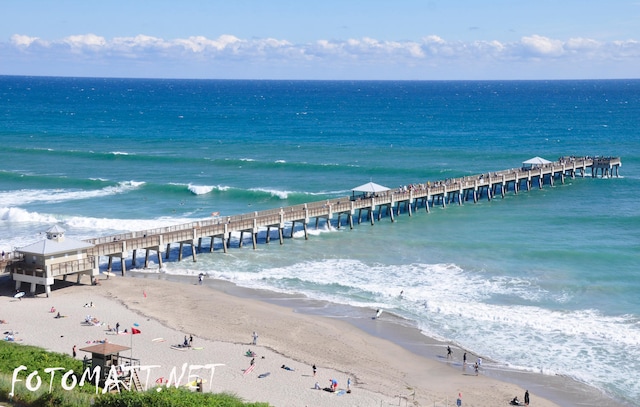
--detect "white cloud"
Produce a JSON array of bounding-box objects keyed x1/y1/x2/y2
[
  {"x1": 519, "y1": 35, "x2": 565, "y2": 57},
  {"x1": 565, "y1": 37, "x2": 600, "y2": 51},
  {"x1": 63, "y1": 34, "x2": 107, "y2": 49},
  {"x1": 111, "y1": 35, "x2": 167, "y2": 50},
  {"x1": 10, "y1": 34, "x2": 40, "y2": 47},
  {"x1": 2, "y1": 32, "x2": 639, "y2": 79},
  {"x1": 172, "y1": 35, "x2": 243, "y2": 53},
  {"x1": 609, "y1": 39, "x2": 640, "y2": 58}
]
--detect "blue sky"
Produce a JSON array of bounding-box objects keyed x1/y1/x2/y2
[{"x1": 1, "y1": 0, "x2": 639, "y2": 80}]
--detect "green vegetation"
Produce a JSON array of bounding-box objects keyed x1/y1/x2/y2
[
  {"x1": 0, "y1": 342, "x2": 270, "y2": 407},
  {"x1": 0, "y1": 341, "x2": 96, "y2": 406},
  {"x1": 94, "y1": 388, "x2": 270, "y2": 407}
]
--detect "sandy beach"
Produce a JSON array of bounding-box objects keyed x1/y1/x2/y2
[{"x1": 0, "y1": 274, "x2": 607, "y2": 407}]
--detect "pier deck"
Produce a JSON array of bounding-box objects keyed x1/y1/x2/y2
[{"x1": 5, "y1": 156, "x2": 622, "y2": 276}]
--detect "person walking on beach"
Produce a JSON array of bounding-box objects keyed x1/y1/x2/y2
[
  {"x1": 115, "y1": 322, "x2": 120, "y2": 333},
  {"x1": 524, "y1": 390, "x2": 530, "y2": 405},
  {"x1": 447, "y1": 345, "x2": 452, "y2": 359},
  {"x1": 252, "y1": 331, "x2": 258, "y2": 345},
  {"x1": 463, "y1": 352, "x2": 467, "y2": 365},
  {"x1": 474, "y1": 362, "x2": 479, "y2": 376},
  {"x1": 312, "y1": 364, "x2": 316, "y2": 376},
  {"x1": 72, "y1": 345, "x2": 77, "y2": 358}
]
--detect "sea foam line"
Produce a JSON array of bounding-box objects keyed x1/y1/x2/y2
[{"x1": 0, "y1": 181, "x2": 144, "y2": 206}]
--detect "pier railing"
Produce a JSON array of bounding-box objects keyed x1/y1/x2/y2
[{"x1": 75, "y1": 156, "x2": 620, "y2": 274}]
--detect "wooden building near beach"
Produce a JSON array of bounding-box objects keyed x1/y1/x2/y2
[
  {"x1": 80, "y1": 342, "x2": 142, "y2": 391},
  {"x1": 10, "y1": 225, "x2": 98, "y2": 296}
]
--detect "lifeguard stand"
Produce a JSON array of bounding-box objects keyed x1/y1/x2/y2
[{"x1": 80, "y1": 342, "x2": 141, "y2": 390}]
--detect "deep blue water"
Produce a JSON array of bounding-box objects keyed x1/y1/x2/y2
[{"x1": 1, "y1": 76, "x2": 639, "y2": 404}]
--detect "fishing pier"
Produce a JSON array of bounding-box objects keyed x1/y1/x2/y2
[
  {"x1": 6, "y1": 156, "x2": 621, "y2": 293},
  {"x1": 88, "y1": 156, "x2": 620, "y2": 273}
]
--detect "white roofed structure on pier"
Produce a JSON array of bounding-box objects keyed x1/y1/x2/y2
[{"x1": 10, "y1": 225, "x2": 98, "y2": 296}]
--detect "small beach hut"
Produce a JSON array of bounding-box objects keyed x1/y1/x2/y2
[
  {"x1": 522, "y1": 156, "x2": 552, "y2": 169},
  {"x1": 351, "y1": 182, "x2": 390, "y2": 200}
]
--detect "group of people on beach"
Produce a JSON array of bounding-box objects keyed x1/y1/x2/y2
[
  {"x1": 510, "y1": 390, "x2": 530, "y2": 405},
  {"x1": 245, "y1": 332, "x2": 354, "y2": 397},
  {"x1": 449, "y1": 347, "x2": 483, "y2": 376}
]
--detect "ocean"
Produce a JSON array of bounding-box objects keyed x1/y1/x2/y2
[{"x1": 1, "y1": 76, "x2": 639, "y2": 405}]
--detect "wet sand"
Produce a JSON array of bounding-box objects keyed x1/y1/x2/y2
[{"x1": 0, "y1": 273, "x2": 620, "y2": 407}]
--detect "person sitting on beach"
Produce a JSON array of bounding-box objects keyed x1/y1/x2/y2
[
  {"x1": 55, "y1": 312, "x2": 61, "y2": 319},
  {"x1": 246, "y1": 349, "x2": 256, "y2": 357},
  {"x1": 510, "y1": 396, "x2": 520, "y2": 405},
  {"x1": 50, "y1": 307, "x2": 56, "y2": 313}
]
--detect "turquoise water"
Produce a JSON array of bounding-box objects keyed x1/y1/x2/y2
[{"x1": 1, "y1": 76, "x2": 639, "y2": 404}]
